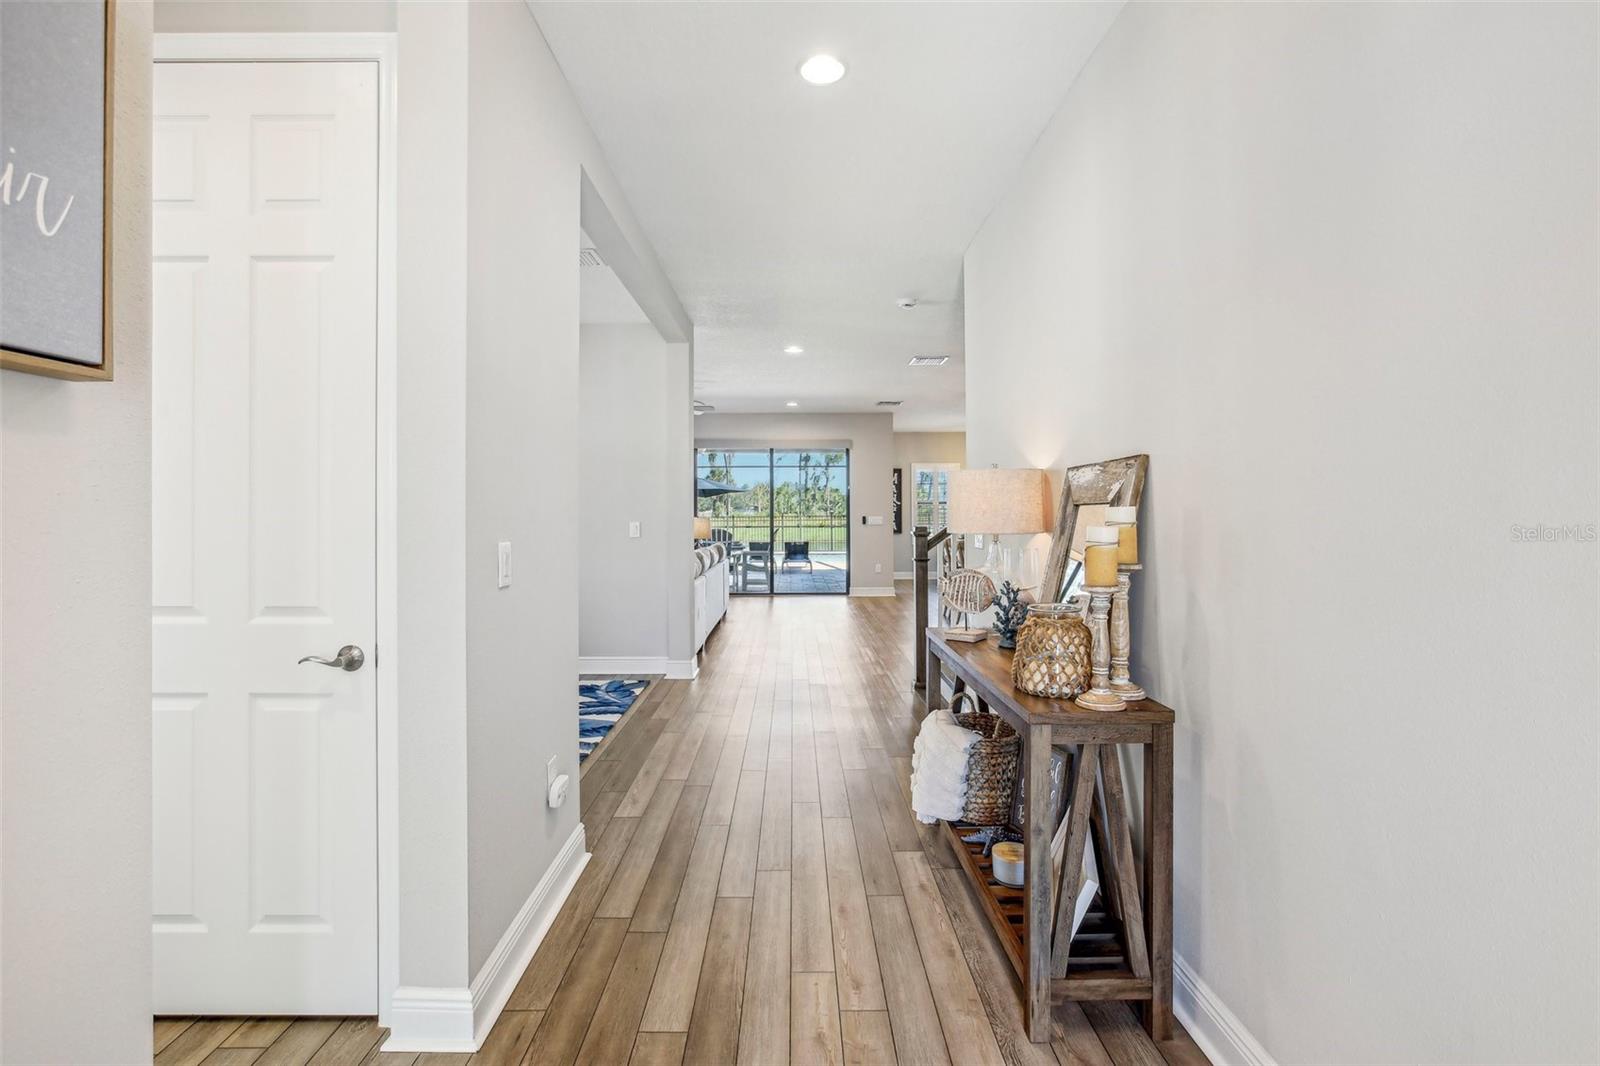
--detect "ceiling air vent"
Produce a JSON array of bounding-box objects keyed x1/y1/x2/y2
[
  {"x1": 908, "y1": 356, "x2": 949, "y2": 367},
  {"x1": 876, "y1": 400, "x2": 903, "y2": 407},
  {"x1": 578, "y1": 247, "x2": 605, "y2": 267}
]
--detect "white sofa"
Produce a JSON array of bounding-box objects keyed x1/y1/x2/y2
[{"x1": 693, "y1": 544, "x2": 729, "y2": 653}]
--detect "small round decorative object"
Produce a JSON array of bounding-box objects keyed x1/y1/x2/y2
[
  {"x1": 1011, "y1": 599, "x2": 1093, "y2": 699},
  {"x1": 991, "y1": 842, "x2": 1025, "y2": 888}
]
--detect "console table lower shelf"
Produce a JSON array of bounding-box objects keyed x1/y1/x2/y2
[{"x1": 943, "y1": 821, "x2": 1153, "y2": 1003}]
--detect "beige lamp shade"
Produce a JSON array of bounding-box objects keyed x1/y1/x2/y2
[
  {"x1": 946, "y1": 468, "x2": 1049, "y2": 535},
  {"x1": 693, "y1": 516, "x2": 712, "y2": 540}
]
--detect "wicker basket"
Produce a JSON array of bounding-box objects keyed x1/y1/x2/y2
[{"x1": 950, "y1": 690, "x2": 1021, "y2": 825}]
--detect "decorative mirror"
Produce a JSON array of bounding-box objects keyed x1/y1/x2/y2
[{"x1": 1039, "y1": 454, "x2": 1149, "y2": 604}]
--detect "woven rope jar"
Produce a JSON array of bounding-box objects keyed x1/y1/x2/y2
[{"x1": 1011, "y1": 599, "x2": 1093, "y2": 699}]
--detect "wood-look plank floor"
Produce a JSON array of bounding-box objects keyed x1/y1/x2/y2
[{"x1": 157, "y1": 585, "x2": 1210, "y2": 1066}]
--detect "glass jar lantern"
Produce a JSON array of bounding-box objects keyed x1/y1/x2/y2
[{"x1": 1011, "y1": 599, "x2": 1093, "y2": 699}]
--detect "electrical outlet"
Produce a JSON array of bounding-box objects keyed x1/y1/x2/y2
[
  {"x1": 497, "y1": 541, "x2": 511, "y2": 588},
  {"x1": 628, "y1": 521, "x2": 641, "y2": 538},
  {"x1": 875, "y1": 563, "x2": 883, "y2": 573}
]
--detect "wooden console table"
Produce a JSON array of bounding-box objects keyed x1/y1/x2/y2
[{"x1": 925, "y1": 628, "x2": 1174, "y2": 1044}]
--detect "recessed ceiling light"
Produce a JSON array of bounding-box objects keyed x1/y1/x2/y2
[
  {"x1": 908, "y1": 356, "x2": 949, "y2": 367},
  {"x1": 786, "y1": 401, "x2": 799, "y2": 407},
  {"x1": 799, "y1": 54, "x2": 846, "y2": 86},
  {"x1": 783, "y1": 345, "x2": 804, "y2": 355}
]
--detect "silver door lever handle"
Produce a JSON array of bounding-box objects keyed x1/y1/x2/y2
[{"x1": 298, "y1": 645, "x2": 365, "y2": 671}]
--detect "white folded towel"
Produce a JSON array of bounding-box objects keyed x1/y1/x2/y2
[{"x1": 910, "y1": 708, "x2": 981, "y2": 824}]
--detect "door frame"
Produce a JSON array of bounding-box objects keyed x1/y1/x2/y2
[{"x1": 153, "y1": 31, "x2": 400, "y2": 1022}]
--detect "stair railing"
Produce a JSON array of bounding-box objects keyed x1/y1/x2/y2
[{"x1": 912, "y1": 524, "x2": 953, "y2": 691}]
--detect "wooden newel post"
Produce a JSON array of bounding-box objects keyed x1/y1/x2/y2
[{"x1": 913, "y1": 525, "x2": 930, "y2": 691}]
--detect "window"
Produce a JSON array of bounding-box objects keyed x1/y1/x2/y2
[{"x1": 911, "y1": 462, "x2": 959, "y2": 532}]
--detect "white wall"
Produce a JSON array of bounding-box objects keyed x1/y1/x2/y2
[
  {"x1": 579, "y1": 325, "x2": 674, "y2": 663},
  {"x1": 964, "y1": 4, "x2": 1597, "y2": 1063},
  {"x1": 695, "y1": 412, "x2": 897, "y2": 593},
  {"x1": 0, "y1": 2, "x2": 154, "y2": 1062},
  {"x1": 890, "y1": 431, "x2": 965, "y2": 574}
]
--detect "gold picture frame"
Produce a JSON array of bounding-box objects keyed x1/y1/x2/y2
[
  {"x1": 0, "y1": 0, "x2": 115, "y2": 382},
  {"x1": 1039, "y1": 453, "x2": 1149, "y2": 604}
]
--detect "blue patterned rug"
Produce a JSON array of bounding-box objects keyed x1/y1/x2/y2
[{"x1": 579, "y1": 678, "x2": 649, "y2": 762}]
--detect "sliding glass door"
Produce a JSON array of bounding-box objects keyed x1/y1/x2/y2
[{"x1": 696, "y1": 448, "x2": 850, "y2": 595}]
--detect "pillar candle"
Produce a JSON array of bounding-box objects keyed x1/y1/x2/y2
[
  {"x1": 1084, "y1": 526, "x2": 1120, "y2": 587},
  {"x1": 1106, "y1": 505, "x2": 1138, "y2": 565}
]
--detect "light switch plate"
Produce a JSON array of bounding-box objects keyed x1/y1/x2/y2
[
  {"x1": 865, "y1": 515, "x2": 885, "y2": 526},
  {"x1": 497, "y1": 541, "x2": 511, "y2": 588},
  {"x1": 628, "y1": 521, "x2": 641, "y2": 538}
]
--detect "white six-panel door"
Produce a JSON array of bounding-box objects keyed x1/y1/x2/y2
[{"x1": 152, "y1": 60, "x2": 379, "y2": 1014}]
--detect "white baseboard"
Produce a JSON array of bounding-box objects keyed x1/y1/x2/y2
[
  {"x1": 893, "y1": 570, "x2": 914, "y2": 580},
  {"x1": 1173, "y1": 951, "x2": 1274, "y2": 1066},
  {"x1": 580, "y1": 655, "x2": 704, "y2": 680},
  {"x1": 384, "y1": 988, "x2": 475, "y2": 1053},
  {"x1": 848, "y1": 586, "x2": 897, "y2": 598},
  {"x1": 665, "y1": 657, "x2": 700, "y2": 680},
  {"x1": 578, "y1": 656, "x2": 667, "y2": 676},
  {"x1": 383, "y1": 824, "x2": 590, "y2": 1054},
  {"x1": 470, "y1": 824, "x2": 589, "y2": 1046}
]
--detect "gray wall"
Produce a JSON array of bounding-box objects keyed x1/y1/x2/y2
[
  {"x1": 394, "y1": 0, "x2": 472, "y2": 992},
  {"x1": 964, "y1": 4, "x2": 1597, "y2": 1062},
  {"x1": 695, "y1": 412, "x2": 897, "y2": 593},
  {"x1": 890, "y1": 431, "x2": 965, "y2": 574},
  {"x1": 579, "y1": 324, "x2": 673, "y2": 662},
  {"x1": 460, "y1": 0, "x2": 691, "y2": 977},
  {"x1": 0, "y1": 2, "x2": 153, "y2": 1061}
]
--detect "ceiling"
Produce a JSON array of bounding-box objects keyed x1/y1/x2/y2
[{"x1": 534, "y1": 1, "x2": 1124, "y2": 430}]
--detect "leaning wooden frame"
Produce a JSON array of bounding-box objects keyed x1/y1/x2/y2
[{"x1": 1038, "y1": 454, "x2": 1149, "y2": 605}]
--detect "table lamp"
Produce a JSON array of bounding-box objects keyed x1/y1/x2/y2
[
  {"x1": 941, "y1": 468, "x2": 1049, "y2": 640},
  {"x1": 693, "y1": 516, "x2": 712, "y2": 543},
  {"x1": 946, "y1": 467, "x2": 1049, "y2": 576}
]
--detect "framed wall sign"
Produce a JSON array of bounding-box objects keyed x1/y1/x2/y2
[
  {"x1": 891, "y1": 467, "x2": 903, "y2": 534},
  {"x1": 0, "y1": 0, "x2": 115, "y2": 381}
]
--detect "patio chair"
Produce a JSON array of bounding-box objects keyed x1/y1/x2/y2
[
  {"x1": 744, "y1": 541, "x2": 772, "y2": 591},
  {"x1": 782, "y1": 541, "x2": 813, "y2": 572}
]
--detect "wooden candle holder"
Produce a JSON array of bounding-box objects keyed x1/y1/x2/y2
[
  {"x1": 1075, "y1": 586, "x2": 1126, "y2": 712},
  {"x1": 1110, "y1": 566, "x2": 1146, "y2": 701}
]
